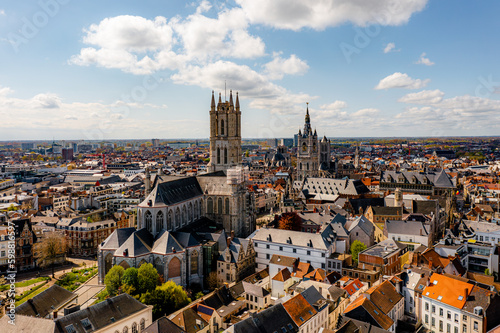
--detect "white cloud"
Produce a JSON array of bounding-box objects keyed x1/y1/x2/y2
[
  {"x1": 70, "y1": 8, "x2": 265, "y2": 74},
  {"x1": 264, "y1": 53, "x2": 309, "y2": 80},
  {"x1": 415, "y1": 52, "x2": 434, "y2": 66},
  {"x1": 383, "y1": 42, "x2": 399, "y2": 53},
  {"x1": 32, "y1": 93, "x2": 62, "y2": 109},
  {"x1": 398, "y1": 89, "x2": 444, "y2": 104},
  {"x1": 82, "y1": 15, "x2": 173, "y2": 52},
  {"x1": 196, "y1": 0, "x2": 212, "y2": 14},
  {"x1": 171, "y1": 60, "x2": 315, "y2": 115},
  {"x1": 0, "y1": 10, "x2": 5, "y2": 16},
  {"x1": 352, "y1": 108, "x2": 380, "y2": 117},
  {"x1": 375, "y1": 72, "x2": 430, "y2": 90},
  {"x1": 235, "y1": 0, "x2": 428, "y2": 30}
]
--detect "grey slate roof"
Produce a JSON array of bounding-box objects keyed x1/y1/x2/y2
[
  {"x1": 345, "y1": 216, "x2": 374, "y2": 236},
  {"x1": 301, "y1": 286, "x2": 327, "y2": 311},
  {"x1": 114, "y1": 228, "x2": 154, "y2": 257},
  {"x1": 242, "y1": 281, "x2": 270, "y2": 298},
  {"x1": 230, "y1": 303, "x2": 298, "y2": 333},
  {"x1": 54, "y1": 294, "x2": 148, "y2": 333},
  {"x1": 171, "y1": 231, "x2": 200, "y2": 248},
  {"x1": 141, "y1": 176, "x2": 203, "y2": 207},
  {"x1": 385, "y1": 220, "x2": 429, "y2": 237},
  {"x1": 293, "y1": 177, "x2": 369, "y2": 197},
  {"x1": 100, "y1": 227, "x2": 136, "y2": 250},
  {"x1": 152, "y1": 230, "x2": 184, "y2": 254},
  {"x1": 15, "y1": 285, "x2": 76, "y2": 318},
  {"x1": 381, "y1": 169, "x2": 454, "y2": 188}
]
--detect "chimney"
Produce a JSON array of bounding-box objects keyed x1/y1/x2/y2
[
  {"x1": 53, "y1": 311, "x2": 58, "y2": 319},
  {"x1": 227, "y1": 237, "x2": 231, "y2": 247},
  {"x1": 464, "y1": 288, "x2": 468, "y2": 300},
  {"x1": 231, "y1": 230, "x2": 235, "y2": 241}
]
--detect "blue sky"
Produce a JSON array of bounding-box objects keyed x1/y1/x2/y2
[{"x1": 1, "y1": 0, "x2": 499, "y2": 140}]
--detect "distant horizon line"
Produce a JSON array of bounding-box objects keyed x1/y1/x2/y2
[{"x1": 1, "y1": 135, "x2": 500, "y2": 143}]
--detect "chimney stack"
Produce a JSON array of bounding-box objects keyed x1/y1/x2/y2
[{"x1": 227, "y1": 237, "x2": 231, "y2": 247}]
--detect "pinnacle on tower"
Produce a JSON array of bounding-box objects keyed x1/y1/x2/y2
[
  {"x1": 211, "y1": 90, "x2": 216, "y2": 109},
  {"x1": 235, "y1": 91, "x2": 240, "y2": 110},
  {"x1": 218, "y1": 92, "x2": 222, "y2": 104},
  {"x1": 229, "y1": 90, "x2": 234, "y2": 107}
]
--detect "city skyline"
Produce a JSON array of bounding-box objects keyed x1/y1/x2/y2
[{"x1": 1, "y1": 0, "x2": 500, "y2": 140}]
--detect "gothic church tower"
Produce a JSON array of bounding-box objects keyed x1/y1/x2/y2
[
  {"x1": 296, "y1": 104, "x2": 320, "y2": 181},
  {"x1": 208, "y1": 90, "x2": 242, "y2": 172}
]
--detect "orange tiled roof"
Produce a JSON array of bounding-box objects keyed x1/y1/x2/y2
[
  {"x1": 343, "y1": 279, "x2": 363, "y2": 296},
  {"x1": 343, "y1": 295, "x2": 394, "y2": 331},
  {"x1": 304, "y1": 268, "x2": 326, "y2": 282},
  {"x1": 422, "y1": 273, "x2": 471, "y2": 309},
  {"x1": 293, "y1": 262, "x2": 313, "y2": 279},
  {"x1": 273, "y1": 268, "x2": 292, "y2": 282},
  {"x1": 368, "y1": 280, "x2": 403, "y2": 314},
  {"x1": 282, "y1": 294, "x2": 317, "y2": 327}
]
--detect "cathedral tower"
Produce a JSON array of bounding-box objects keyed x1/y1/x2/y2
[
  {"x1": 296, "y1": 104, "x2": 319, "y2": 181},
  {"x1": 208, "y1": 90, "x2": 242, "y2": 172}
]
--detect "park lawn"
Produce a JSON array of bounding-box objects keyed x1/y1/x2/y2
[
  {"x1": 15, "y1": 284, "x2": 50, "y2": 306},
  {"x1": 0, "y1": 276, "x2": 50, "y2": 292},
  {"x1": 56, "y1": 267, "x2": 98, "y2": 291}
]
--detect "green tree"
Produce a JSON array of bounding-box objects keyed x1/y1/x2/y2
[
  {"x1": 104, "y1": 265, "x2": 125, "y2": 296},
  {"x1": 122, "y1": 267, "x2": 139, "y2": 290},
  {"x1": 141, "y1": 280, "x2": 191, "y2": 320},
  {"x1": 350, "y1": 240, "x2": 367, "y2": 265},
  {"x1": 138, "y1": 263, "x2": 159, "y2": 294}
]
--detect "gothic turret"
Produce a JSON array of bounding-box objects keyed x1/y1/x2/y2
[
  {"x1": 229, "y1": 90, "x2": 234, "y2": 107},
  {"x1": 235, "y1": 92, "x2": 240, "y2": 111},
  {"x1": 211, "y1": 90, "x2": 216, "y2": 110}
]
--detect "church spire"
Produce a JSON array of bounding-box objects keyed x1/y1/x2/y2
[
  {"x1": 218, "y1": 92, "x2": 222, "y2": 104},
  {"x1": 211, "y1": 90, "x2": 215, "y2": 109},
  {"x1": 235, "y1": 91, "x2": 240, "y2": 110},
  {"x1": 303, "y1": 103, "x2": 312, "y2": 136},
  {"x1": 229, "y1": 90, "x2": 234, "y2": 107}
]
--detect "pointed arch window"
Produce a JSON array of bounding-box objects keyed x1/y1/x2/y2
[
  {"x1": 225, "y1": 198, "x2": 230, "y2": 215},
  {"x1": 217, "y1": 147, "x2": 221, "y2": 164},
  {"x1": 224, "y1": 147, "x2": 228, "y2": 164},
  {"x1": 175, "y1": 207, "x2": 180, "y2": 228},
  {"x1": 145, "y1": 211, "x2": 152, "y2": 232},
  {"x1": 167, "y1": 210, "x2": 173, "y2": 230},
  {"x1": 155, "y1": 211, "x2": 163, "y2": 234},
  {"x1": 221, "y1": 119, "x2": 225, "y2": 136},
  {"x1": 218, "y1": 197, "x2": 223, "y2": 214},
  {"x1": 207, "y1": 197, "x2": 214, "y2": 214}
]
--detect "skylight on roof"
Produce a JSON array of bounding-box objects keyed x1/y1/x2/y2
[
  {"x1": 374, "y1": 309, "x2": 379, "y2": 315},
  {"x1": 437, "y1": 296, "x2": 443, "y2": 301},
  {"x1": 458, "y1": 295, "x2": 464, "y2": 301},
  {"x1": 433, "y1": 280, "x2": 438, "y2": 285},
  {"x1": 299, "y1": 317, "x2": 304, "y2": 322},
  {"x1": 426, "y1": 292, "x2": 430, "y2": 296}
]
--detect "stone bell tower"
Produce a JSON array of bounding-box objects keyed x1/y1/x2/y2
[{"x1": 208, "y1": 90, "x2": 242, "y2": 172}]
